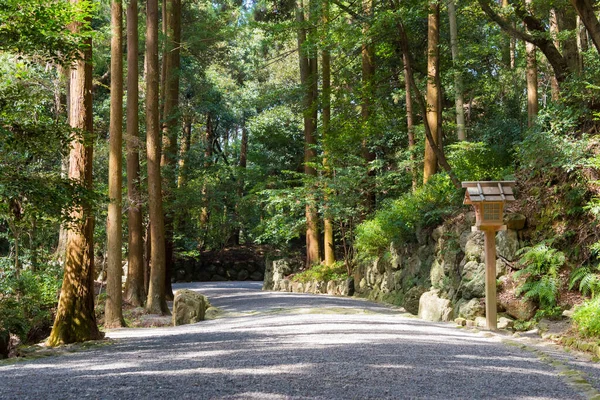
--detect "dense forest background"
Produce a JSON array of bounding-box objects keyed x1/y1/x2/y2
[{"x1": 2, "y1": 0, "x2": 600, "y2": 347}]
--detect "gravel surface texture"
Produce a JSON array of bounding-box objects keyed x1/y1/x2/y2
[{"x1": 1, "y1": 281, "x2": 598, "y2": 399}]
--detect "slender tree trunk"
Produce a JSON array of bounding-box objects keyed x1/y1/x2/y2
[
  {"x1": 423, "y1": 1, "x2": 441, "y2": 184},
  {"x1": 106, "y1": 0, "x2": 125, "y2": 328},
  {"x1": 145, "y1": 0, "x2": 170, "y2": 315},
  {"x1": 297, "y1": 0, "x2": 320, "y2": 266},
  {"x1": 124, "y1": 0, "x2": 145, "y2": 307},
  {"x1": 322, "y1": 0, "x2": 335, "y2": 266},
  {"x1": 549, "y1": 10, "x2": 561, "y2": 101},
  {"x1": 501, "y1": 0, "x2": 516, "y2": 69},
  {"x1": 233, "y1": 123, "x2": 247, "y2": 245},
  {"x1": 199, "y1": 114, "x2": 213, "y2": 234},
  {"x1": 577, "y1": 15, "x2": 589, "y2": 70},
  {"x1": 525, "y1": 0, "x2": 539, "y2": 128},
  {"x1": 403, "y1": 51, "x2": 417, "y2": 192},
  {"x1": 448, "y1": 0, "x2": 466, "y2": 141},
  {"x1": 48, "y1": 3, "x2": 102, "y2": 345},
  {"x1": 177, "y1": 118, "x2": 192, "y2": 189}
]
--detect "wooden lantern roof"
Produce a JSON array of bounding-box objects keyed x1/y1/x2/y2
[{"x1": 462, "y1": 181, "x2": 516, "y2": 205}]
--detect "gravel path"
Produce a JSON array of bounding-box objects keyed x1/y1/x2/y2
[{"x1": 1, "y1": 281, "x2": 599, "y2": 399}]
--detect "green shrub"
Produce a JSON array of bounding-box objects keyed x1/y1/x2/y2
[
  {"x1": 446, "y1": 141, "x2": 510, "y2": 182},
  {"x1": 0, "y1": 263, "x2": 62, "y2": 342},
  {"x1": 514, "y1": 243, "x2": 565, "y2": 311},
  {"x1": 292, "y1": 262, "x2": 348, "y2": 283},
  {"x1": 573, "y1": 297, "x2": 600, "y2": 337},
  {"x1": 355, "y1": 173, "x2": 460, "y2": 256}
]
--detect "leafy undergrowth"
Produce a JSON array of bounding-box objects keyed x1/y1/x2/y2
[
  {"x1": 291, "y1": 262, "x2": 349, "y2": 284},
  {"x1": 95, "y1": 293, "x2": 172, "y2": 329}
]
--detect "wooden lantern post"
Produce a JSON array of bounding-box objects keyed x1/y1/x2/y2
[{"x1": 462, "y1": 181, "x2": 516, "y2": 331}]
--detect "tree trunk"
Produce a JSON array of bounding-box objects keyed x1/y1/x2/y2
[
  {"x1": 160, "y1": 0, "x2": 181, "y2": 301},
  {"x1": 145, "y1": 0, "x2": 170, "y2": 315},
  {"x1": 549, "y1": 10, "x2": 561, "y2": 100},
  {"x1": 577, "y1": 15, "x2": 589, "y2": 70},
  {"x1": 557, "y1": 6, "x2": 579, "y2": 73},
  {"x1": 177, "y1": 118, "x2": 192, "y2": 189},
  {"x1": 570, "y1": 0, "x2": 600, "y2": 55},
  {"x1": 124, "y1": 0, "x2": 145, "y2": 307},
  {"x1": 526, "y1": 0, "x2": 539, "y2": 128},
  {"x1": 297, "y1": 0, "x2": 320, "y2": 266},
  {"x1": 106, "y1": 0, "x2": 125, "y2": 328},
  {"x1": 361, "y1": 0, "x2": 376, "y2": 212},
  {"x1": 233, "y1": 124, "x2": 247, "y2": 245},
  {"x1": 48, "y1": 3, "x2": 102, "y2": 345},
  {"x1": 448, "y1": 0, "x2": 466, "y2": 141},
  {"x1": 423, "y1": 1, "x2": 441, "y2": 184},
  {"x1": 322, "y1": 0, "x2": 335, "y2": 266},
  {"x1": 403, "y1": 51, "x2": 417, "y2": 192}
]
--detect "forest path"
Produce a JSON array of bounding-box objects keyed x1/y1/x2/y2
[{"x1": 2, "y1": 281, "x2": 600, "y2": 399}]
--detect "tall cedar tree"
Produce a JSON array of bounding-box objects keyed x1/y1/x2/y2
[
  {"x1": 145, "y1": 0, "x2": 170, "y2": 315},
  {"x1": 297, "y1": 0, "x2": 320, "y2": 266},
  {"x1": 160, "y1": 0, "x2": 181, "y2": 300},
  {"x1": 423, "y1": 0, "x2": 441, "y2": 184},
  {"x1": 124, "y1": 0, "x2": 145, "y2": 307},
  {"x1": 105, "y1": 0, "x2": 125, "y2": 328},
  {"x1": 48, "y1": 0, "x2": 103, "y2": 345}
]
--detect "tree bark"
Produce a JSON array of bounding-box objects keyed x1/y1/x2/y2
[
  {"x1": 570, "y1": 0, "x2": 600, "y2": 55},
  {"x1": 297, "y1": 0, "x2": 320, "y2": 266},
  {"x1": 549, "y1": 10, "x2": 561, "y2": 100},
  {"x1": 233, "y1": 123, "x2": 247, "y2": 245},
  {"x1": 124, "y1": 0, "x2": 145, "y2": 307},
  {"x1": 526, "y1": 0, "x2": 538, "y2": 128},
  {"x1": 577, "y1": 15, "x2": 589, "y2": 70},
  {"x1": 423, "y1": 1, "x2": 441, "y2": 184},
  {"x1": 448, "y1": 0, "x2": 466, "y2": 141},
  {"x1": 48, "y1": 1, "x2": 102, "y2": 345},
  {"x1": 106, "y1": 0, "x2": 125, "y2": 328},
  {"x1": 361, "y1": 0, "x2": 376, "y2": 212},
  {"x1": 403, "y1": 51, "x2": 417, "y2": 192},
  {"x1": 322, "y1": 0, "x2": 335, "y2": 266},
  {"x1": 145, "y1": 0, "x2": 170, "y2": 315},
  {"x1": 177, "y1": 118, "x2": 192, "y2": 189},
  {"x1": 160, "y1": 0, "x2": 181, "y2": 301}
]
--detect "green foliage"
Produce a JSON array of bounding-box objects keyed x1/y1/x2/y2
[
  {"x1": 292, "y1": 262, "x2": 348, "y2": 284},
  {"x1": 570, "y1": 265, "x2": 600, "y2": 298},
  {"x1": 0, "y1": 262, "x2": 62, "y2": 341},
  {"x1": 515, "y1": 243, "x2": 565, "y2": 310},
  {"x1": 573, "y1": 297, "x2": 600, "y2": 338},
  {"x1": 355, "y1": 174, "x2": 461, "y2": 256},
  {"x1": 446, "y1": 142, "x2": 511, "y2": 182}
]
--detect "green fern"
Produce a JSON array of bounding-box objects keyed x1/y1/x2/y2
[
  {"x1": 569, "y1": 265, "x2": 600, "y2": 297},
  {"x1": 515, "y1": 243, "x2": 565, "y2": 310}
]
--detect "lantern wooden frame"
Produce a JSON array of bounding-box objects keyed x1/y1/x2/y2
[{"x1": 462, "y1": 181, "x2": 516, "y2": 330}]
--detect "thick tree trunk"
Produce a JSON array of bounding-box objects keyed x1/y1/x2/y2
[
  {"x1": 448, "y1": 0, "x2": 466, "y2": 141},
  {"x1": 106, "y1": 0, "x2": 125, "y2": 328},
  {"x1": 124, "y1": 0, "x2": 145, "y2": 307},
  {"x1": 322, "y1": 0, "x2": 335, "y2": 266},
  {"x1": 48, "y1": 5, "x2": 102, "y2": 345},
  {"x1": 570, "y1": 0, "x2": 600, "y2": 55},
  {"x1": 557, "y1": 6, "x2": 580, "y2": 73},
  {"x1": 160, "y1": 0, "x2": 181, "y2": 301},
  {"x1": 297, "y1": 0, "x2": 320, "y2": 266},
  {"x1": 145, "y1": 0, "x2": 170, "y2": 315},
  {"x1": 423, "y1": 1, "x2": 441, "y2": 184}
]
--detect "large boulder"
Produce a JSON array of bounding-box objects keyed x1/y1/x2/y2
[
  {"x1": 263, "y1": 258, "x2": 299, "y2": 290},
  {"x1": 496, "y1": 230, "x2": 519, "y2": 261},
  {"x1": 172, "y1": 289, "x2": 211, "y2": 326},
  {"x1": 455, "y1": 298, "x2": 484, "y2": 320},
  {"x1": 504, "y1": 213, "x2": 526, "y2": 231},
  {"x1": 418, "y1": 290, "x2": 454, "y2": 322},
  {"x1": 498, "y1": 277, "x2": 537, "y2": 320},
  {"x1": 460, "y1": 261, "x2": 485, "y2": 300}
]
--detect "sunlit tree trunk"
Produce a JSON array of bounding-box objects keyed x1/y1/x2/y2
[
  {"x1": 423, "y1": 0, "x2": 441, "y2": 184},
  {"x1": 448, "y1": 0, "x2": 466, "y2": 141},
  {"x1": 403, "y1": 51, "x2": 417, "y2": 192},
  {"x1": 322, "y1": 0, "x2": 335, "y2": 266},
  {"x1": 48, "y1": 0, "x2": 102, "y2": 345},
  {"x1": 233, "y1": 123, "x2": 247, "y2": 245},
  {"x1": 106, "y1": 0, "x2": 125, "y2": 328},
  {"x1": 525, "y1": 0, "x2": 538, "y2": 128},
  {"x1": 145, "y1": 0, "x2": 169, "y2": 315},
  {"x1": 577, "y1": 15, "x2": 588, "y2": 70},
  {"x1": 297, "y1": 0, "x2": 320, "y2": 266},
  {"x1": 124, "y1": 0, "x2": 145, "y2": 307},
  {"x1": 549, "y1": 10, "x2": 561, "y2": 101}
]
